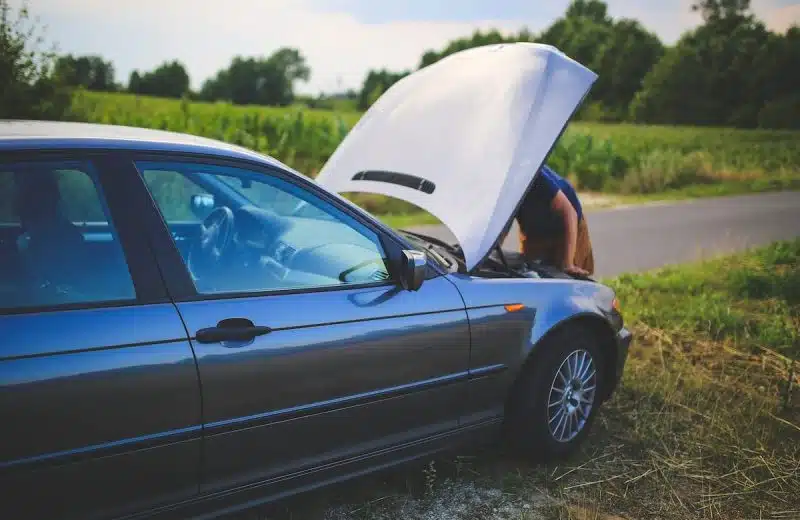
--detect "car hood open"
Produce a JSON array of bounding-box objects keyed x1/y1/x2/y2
[{"x1": 314, "y1": 43, "x2": 597, "y2": 272}]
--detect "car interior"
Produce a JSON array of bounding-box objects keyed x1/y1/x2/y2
[
  {"x1": 0, "y1": 161, "x2": 394, "y2": 311},
  {"x1": 140, "y1": 165, "x2": 393, "y2": 295},
  {"x1": 0, "y1": 166, "x2": 135, "y2": 310}
]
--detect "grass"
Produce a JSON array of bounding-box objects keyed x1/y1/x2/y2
[
  {"x1": 240, "y1": 239, "x2": 799, "y2": 520},
  {"x1": 377, "y1": 212, "x2": 441, "y2": 229},
  {"x1": 63, "y1": 90, "x2": 800, "y2": 223}
]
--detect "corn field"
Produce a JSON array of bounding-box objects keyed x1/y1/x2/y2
[{"x1": 66, "y1": 90, "x2": 800, "y2": 215}]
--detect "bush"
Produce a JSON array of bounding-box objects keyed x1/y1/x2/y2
[
  {"x1": 728, "y1": 240, "x2": 800, "y2": 305},
  {"x1": 620, "y1": 149, "x2": 715, "y2": 194},
  {"x1": 0, "y1": 0, "x2": 69, "y2": 119},
  {"x1": 548, "y1": 132, "x2": 628, "y2": 191},
  {"x1": 575, "y1": 101, "x2": 625, "y2": 122},
  {"x1": 758, "y1": 94, "x2": 800, "y2": 130},
  {"x1": 344, "y1": 193, "x2": 421, "y2": 216}
]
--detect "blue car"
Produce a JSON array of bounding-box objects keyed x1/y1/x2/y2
[{"x1": 0, "y1": 43, "x2": 631, "y2": 520}]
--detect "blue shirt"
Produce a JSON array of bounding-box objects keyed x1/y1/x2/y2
[{"x1": 516, "y1": 165, "x2": 583, "y2": 238}]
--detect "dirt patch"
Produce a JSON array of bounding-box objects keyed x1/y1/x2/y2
[{"x1": 323, "y1": 480, "x2": 551, "y2": 520}]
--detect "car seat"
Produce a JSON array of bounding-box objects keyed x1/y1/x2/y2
[{"x1": 14, "y1": 170, "x2": 89, "y2": 298}]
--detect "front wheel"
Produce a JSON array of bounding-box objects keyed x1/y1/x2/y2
[{"x1": 504, "y1": 325, "x2": 606, "y2": 462}]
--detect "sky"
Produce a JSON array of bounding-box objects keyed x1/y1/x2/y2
[{"x1": 13, "y1": 0, "x2": 800, "y2": 95}]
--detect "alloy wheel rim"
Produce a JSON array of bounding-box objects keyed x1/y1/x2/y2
[{"x1": 547, "y1": 349, "x2": 597, "y2": 443}]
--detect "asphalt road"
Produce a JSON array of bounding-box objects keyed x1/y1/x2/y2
[{"x1": 409, "y1": 191, "x2": 800, "y2": 278}]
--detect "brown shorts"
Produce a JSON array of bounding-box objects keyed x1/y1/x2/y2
[{"x1": 519, "y1": 217, "x2": 595, "y2": 275}]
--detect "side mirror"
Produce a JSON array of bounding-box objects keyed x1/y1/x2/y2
[
  {"x1": 190, "y1": 193, "x2": 215, "y2": 219},
  {"x1": 399, "y1": 250, "x2": 427, "y2": 291}
]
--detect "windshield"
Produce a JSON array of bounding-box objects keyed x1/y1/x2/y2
[{"x1": 217, "y1": 175, "x2": 337, "y2": 221}]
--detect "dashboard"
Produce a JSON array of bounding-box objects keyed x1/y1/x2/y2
[{"x1": 207, "y1": 204, "x2": 392, "y2": 292}]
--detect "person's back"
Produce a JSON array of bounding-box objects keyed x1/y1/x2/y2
[
  {"x1": 517, "y1": 166, "x2": 582, "y2": 238},
  {"x1": 515, "y1": 165, "x2": 594, "y2": 276}
]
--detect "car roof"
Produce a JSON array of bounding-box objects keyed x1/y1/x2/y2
[{"x1": 0, "y1": 120, "x2": 291, "y2": 172}]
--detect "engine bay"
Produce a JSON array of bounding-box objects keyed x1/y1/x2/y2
[{"x1": 397, "y1": 230, "x2": 580, "y2": 281}]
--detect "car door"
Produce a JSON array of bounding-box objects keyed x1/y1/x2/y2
[
  {"x1": 0, "y1": 153, "x2": 202, "y2": 520},
  {"x1": 130, "y1": 155, "x2": 472, "y2": 493}
]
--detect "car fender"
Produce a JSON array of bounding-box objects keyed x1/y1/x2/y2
[
  {"x1": 446, "y1": 274, "x2": 619, "y2": 390},
  {"x1": 517, "y1": 282, "x2": 622, "y2": 400}
]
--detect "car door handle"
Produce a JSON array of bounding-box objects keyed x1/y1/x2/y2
[{"x1": 194, "y1": 318, "x2": 272, "y2": 344}]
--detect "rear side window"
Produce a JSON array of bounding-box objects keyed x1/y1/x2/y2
[{"x1": 0, "y1": 160, "x2": 136, "y2": 311}]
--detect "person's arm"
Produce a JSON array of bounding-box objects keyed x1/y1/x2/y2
[{"x1": 550, "y1": 190, "x2": 586, "y2": 275}]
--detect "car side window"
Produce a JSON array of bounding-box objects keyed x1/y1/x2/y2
[
  {"x1": 0, "y1": 161, "x2": 137, "y2": 311},
  {"x1": 135, "y1": 161, "x2": 391, "y2": 296}
]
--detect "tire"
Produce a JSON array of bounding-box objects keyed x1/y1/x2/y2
[{"x1": 504, "y1": 325, "x2": 606, "y2": 463}]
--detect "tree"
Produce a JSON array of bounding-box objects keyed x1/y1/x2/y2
[
  {"x1": 128, "y1": 60, "x2": 190, "y2": 98},
  {"x1": 199, "y1": 48, "x2": 310, "y2": 106},
  {"x1": 630, "y1": 0, "x2": 798, "y2": 128},
  {"x1": 357, "y1": 69, "x2": 410, "y2": 110},
  {"x1": 0, "y1": 0, "x2": 68, "y2": 119},
  {"x1": 418, "y1": 28, "x2": 534, "y2": 69},
  {"x1": 53, "y1": 54, "x2": 116, "y2": 91},
  {"x1": 354, "y1": 28, "x2": 533, "y2": 111},
  {"x1": 691, "y1": 0, "x2": 751, "y2": 22},
  {"x1": 565, "y1": 0, "x2": 612, "y2": 23},
  {"x1": 266, "y1": 47, "x2": 310, "y2": 84},
  {"x1": 750, "y1": 25, "x2": 800, "y2": 129},
  {"x1": 407, "y1": 2, "x2": 663, "y2": 119},
  {"x1": 591, "y1": 19, "x2": 664, "y2": 113},
  {"x1": 539, "y1": 0, "x2": 663, "y2": 118}
]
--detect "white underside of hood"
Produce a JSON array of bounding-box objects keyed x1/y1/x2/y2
[{"x1": 315, "y1": 43, "x2": 597, "y2": 271}]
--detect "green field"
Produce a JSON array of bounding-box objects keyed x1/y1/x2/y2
[
  {"x1": 248, "y1": 239, "x2": 799, "y2": 520},
  {"x1": 68, "y1": 90, "x2": 800, "y2": 219}
]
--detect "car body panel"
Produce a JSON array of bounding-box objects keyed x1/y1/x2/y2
[
  {"x1": 0, "y1": 305, "x2": 202, "y2": 520},
  {"x1": 445, "y1": 273, "x2": 627, "y2": 412},
  {"x1": 459, "y1": 303, "x2": 534, "y2": 423},
  {"x1": 314, "y1": 43, "x2": 598, "y2": 271},
  {"x1": 450, "y1": 274, "x2": 619, "y2": 358},
  {"x1": 176, "y1": 278, "x2": 472, "y2": 491},
  {"x1": 0, "y1": 120, "x2": 290, "y2": 172},
  {"x1": 136, "y1": 419, "x2": 499, "y2": 520}
]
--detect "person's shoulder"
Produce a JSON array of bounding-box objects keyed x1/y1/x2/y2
[
  {"x1": 537, "y1": 165, "x2": 562, "y2": 189},
  {"x1": 540, "y1": 165, "x2": 563, "y2": 182}
]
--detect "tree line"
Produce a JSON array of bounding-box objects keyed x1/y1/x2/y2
[
  {"x1": 48, "y1": 49, "x2": 310, "y2": 107},
  {"x1": 359, "y1": 0, "x2": 798, "y2": 129},
  {"x1": 1, "y1": 0, "x2": 798, "y2": 129}
]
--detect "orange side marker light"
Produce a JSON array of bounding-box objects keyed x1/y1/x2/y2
[{"x1": 504, "y1": 303, "x2": 525, "y2": 313}]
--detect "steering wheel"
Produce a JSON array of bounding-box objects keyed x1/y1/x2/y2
[{"x1": 188, "y1": 206, "x2": 236, "y2": 281}]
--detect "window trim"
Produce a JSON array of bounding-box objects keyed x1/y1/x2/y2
[
  {"x1": 0, "y1": 150, "x2": 170, "y2": 316},
  {"x1": 124, "y1": 151, "x2": 419, "y2": 303}
]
